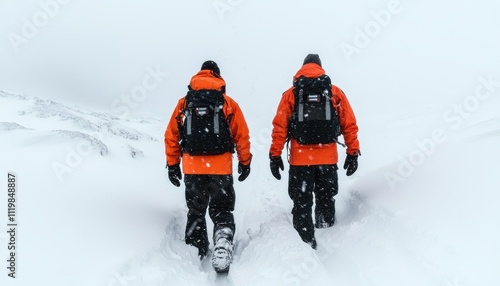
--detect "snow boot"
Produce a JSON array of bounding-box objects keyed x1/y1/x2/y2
[
  {"x1": 315, "y1": 214, "x2": 336, "y2": 229},
  {"x1": 198, "y1": 245, "x2": 209, "y2": 261},
  {"x1": 211, "y1": 227, "x2": 234, "y2": 273},
  {"x1": 315, "y1": 198, "x2": 336, "y2": 229},
  {"x1": 297, "y1": 234, "x2": 317, "y2": 250},
  {"x1": 308, "y1": 237, "x2": 317, "y2": 250},
  {"x1": 212, "y1": 237, "x2": 233, "y2": 273}
]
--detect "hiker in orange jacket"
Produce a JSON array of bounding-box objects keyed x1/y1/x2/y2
[
  {"x1": 164, "y1": 61, "x2": 252, "y2": 269},
  {"x1": 269, "y1": 54, "x2": 360, "y2": 249}
]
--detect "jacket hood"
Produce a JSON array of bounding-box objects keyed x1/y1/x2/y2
[
  {"x1": 293, "y1": 63, "x2": 326, "y2": 81},
  {"x1": 189, "y1": 70, "x2": 226, "y2": 91}
]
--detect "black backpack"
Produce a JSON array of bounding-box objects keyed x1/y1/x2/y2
[
  {"x1": 178, "y1": 88, "x2": 234, "y2": 155},
  {"x1": 288, "y1": 75, "x2": 341, "y2": 145}
]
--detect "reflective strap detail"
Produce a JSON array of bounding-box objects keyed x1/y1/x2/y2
[
  {"x1": 325, "y1": 90, "x2": 331, "y2": 120},
  {"x1": 298, "y1": 89, "x2": 304, "y2": 122},
  {"x1": 214, "y1": 105, "x2": 220, "y2": 134},
  {"x1": 186, "y1": 110, "x2": 192, "y2": 135}
]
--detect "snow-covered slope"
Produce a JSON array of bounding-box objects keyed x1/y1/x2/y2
[
  {"x1": 1, "y1": 82, "x2": 500, "y2": 286},
  {"x1": 2, "y1": 0, "x2": 500, "y2": 285}
]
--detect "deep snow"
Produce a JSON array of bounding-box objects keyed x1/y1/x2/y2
[
  {"x1": 1, "y1": 78, "x2": 500, "y2": 286},
  {"x1": 2, "y1": 0, "x2": 500, "y2": 285}
]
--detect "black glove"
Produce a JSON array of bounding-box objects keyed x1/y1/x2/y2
[
  {"x1": 343, "y1": 154, "x2": 358, "y2": 176},
  {"x1": 237, "y1": 162, "x2": 251, "y2": 182},
  {"x1": 270, "y1": 154, "x2": 284, "y2": 180},
  {"x1": 167, "y1": 164, "x2": 182, "y2": 187}
]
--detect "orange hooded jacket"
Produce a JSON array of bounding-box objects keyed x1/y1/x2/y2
[
  {"x1": 269, "y1": 63, "x2": 360, "y2": 166},
  {"x1": 165, "y1": 70, "x2": 252, "y2": 175}
]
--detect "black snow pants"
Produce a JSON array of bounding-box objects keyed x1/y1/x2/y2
[
  {"x1": 184, "y1": 174, "x2": 235, "y2": 257},
  {"x1": 288, "y1": 164, "x2": 338, "y2": 247}
]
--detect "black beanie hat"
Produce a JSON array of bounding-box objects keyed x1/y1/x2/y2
[
  {"x1": 201, "y1": 60, "x2": 220, "y2": 76},
  {"x1": 303, "y1": 54, "x2": 322, "y2": 67}
]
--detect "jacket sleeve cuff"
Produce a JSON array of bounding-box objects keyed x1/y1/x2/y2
[
  {"x1": 347, "y1": 150, "x2": 360, "y2": 156},
  {"x1": 240, "y1": 154, "x2": 253, "y2": 166}
]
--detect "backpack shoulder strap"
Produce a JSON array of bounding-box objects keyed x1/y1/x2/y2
[{"x1": 330, "y1": 86, "x2": 343, "y2": 112}]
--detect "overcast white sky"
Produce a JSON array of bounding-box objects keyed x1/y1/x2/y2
[{"x1": 1, "y1": 0, "x2": 499, "y2": 119}]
